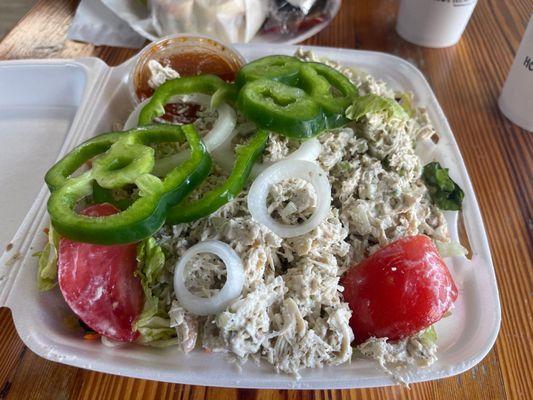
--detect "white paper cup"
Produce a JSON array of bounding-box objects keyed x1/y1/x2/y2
[
  {"x1": 499, "y1": 16, "x2": 533, "y2": 132},
  {"x1": 396, "y1": 0, "x2": 478, "y2": 48}
]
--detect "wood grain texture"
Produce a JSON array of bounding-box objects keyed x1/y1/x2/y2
[
  {"x1": 0, "y1": 0, "x2": 532, "y2": 399},
  {"x1": 0, "y1": 0, "x2": 36, "y2": 38}
]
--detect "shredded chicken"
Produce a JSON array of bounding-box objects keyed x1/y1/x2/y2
[
  {"x1": 149, "y1": 50, "x2": 450, "y2": 378},
  {"x1": 267, "y1": 178, "x2": 317, "y2": 225},
  {"x1": 217, "y1": 277, "x2": 285, "y2": 358},
  {"x1": 184, "y1": 254, "x2": 227, "y2": 298},
  {"x1": 168, "y1": 301, "x2": 198, "y2": 353},
  {"x1": 357, "y1": 331, "x2": 438, "y2": 385},
  {"x1": 261, "y1": 133, "x2": 301, "y2": 164},
  {"x1": 147, "y1": 60, "x2": 180, "y2": 89}
]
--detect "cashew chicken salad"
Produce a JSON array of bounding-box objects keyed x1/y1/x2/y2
[{"x1": 37, "y1": 46, "x2": 466, "y2": 382}]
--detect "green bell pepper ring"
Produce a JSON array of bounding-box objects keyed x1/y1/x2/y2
[
  {"x1": 138, "y1": 75, "x2": 234, "y2": 126},
  {"x1": 45, "y1": 125, "x2": 194, "y2": 191},
  {"x1": 92, "y1": 182, "x2": 133, "y2": 211},
  {"x1": 87, "y1": 125, "x2": 194, "y2": 211},
  {"x1": 298, "y1": 62, "x2": 358, "y2": 128},
  {"x1": 236, "y1": 55, "x2": 303, "y2": 88},
  {"x1": 236, "y1": 79, "x2": 327, "y2": 138},
  {"x1": 210, "y1": 84, "x2": 239, "y2": 109},
  {"x1": 45, "y1": 131, "x2": 125, "y2": 192},
  {"x1": 92, "y1": 138, "x2": 155, "y2": 189},
  {"x1": 166, "y1": 129, "x2": 269, "y2": 224},
  {"x1": 47, "y1": 124, "x2": 212, "y2": 245}
]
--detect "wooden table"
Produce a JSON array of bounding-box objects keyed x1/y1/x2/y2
[{"x1": 0, "y1": 0, "x2": 531, "y2": 398}]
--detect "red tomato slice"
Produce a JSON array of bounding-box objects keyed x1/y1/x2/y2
[
  {"x1": 341, "y1": 235, "x2": 458, "y2": 344},
  {"x1": 58, "y1": 203, "x2": 143, "y2": 342}
]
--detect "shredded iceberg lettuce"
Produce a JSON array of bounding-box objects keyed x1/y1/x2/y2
[
  {"x1": 436, "y1": 239, "x2": 468, "y2": 258},
  {"x1": 134, "y1": 237, "x2": 177, "y2": 345},
  {"x1": 37, "y1": 226, "x2": 60, "y2": 291},
  {"x1": 346, "y1": 93, "x2": 408, "y2": 122},
  {"x1": 396, "y1": 92, "x2": 415, "y2": 117},
  {"x1": 420, "y1": 325, "x2": 437, "y2": 343}
]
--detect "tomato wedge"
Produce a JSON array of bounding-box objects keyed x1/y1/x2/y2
[
  {"x1": 341, "y1": 235, "x2": 458, "y2": 344},
  {"x1": 58, "y1": 203, "x2": 143, "y2": 342}
]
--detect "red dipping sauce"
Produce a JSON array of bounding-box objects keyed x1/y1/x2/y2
[{"x1": 131, "y1": 35, "x2": 245, "y2": 102}]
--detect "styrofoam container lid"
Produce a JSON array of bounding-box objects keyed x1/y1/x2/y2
[{"x1": 0, "y1": 44, "x2": 500, "y2": 389}]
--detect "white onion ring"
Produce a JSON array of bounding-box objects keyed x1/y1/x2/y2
[
  {"x1": 212, "y1": 135, "x2": 322, "y2": 178},
  {"x1": 124, "y1": 94, "x2": 236, "y2": 175},
  {"x1": 210, "y1": 123, "x2": 256, "y2": 171},
  {"x1": 252, "y1": 138, "x2": 322, "y2": 177},
  {"x1": 174, "y1": 240, "x2": 244, "y2": 316},
  {"x1": 123, "y1": 98, "x2": 149, "y2": 131},
  {"x1": 247, "y1": 160, "x2": 331, "y2": 238}
]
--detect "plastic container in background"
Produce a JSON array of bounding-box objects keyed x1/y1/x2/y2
[
  {"x1": 0, "y1": 44, "x2": 500, "y2": 389},
  {"x1": 101, "y1": 0, "x2": 341, "y2": 45},
  {"x1": 499, "y1": 15, "x2": 533, "y2": 132},
  {"x1": 396, "y1": 0, "x2": 478, "y2": 48}
]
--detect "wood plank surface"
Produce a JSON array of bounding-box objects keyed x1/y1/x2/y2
[
  {"x1": 0, "y1": 0, "x2": 532, "y2": 399},
  {"x1": 0, "y1": 0, "x2": 36, "y2": 39}
]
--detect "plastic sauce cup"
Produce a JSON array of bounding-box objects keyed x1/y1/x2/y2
[{"x1": 129, "y1": 34, "x2": 246, "y2": 103}]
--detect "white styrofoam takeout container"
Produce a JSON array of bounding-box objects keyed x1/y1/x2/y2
[{"x1": 0, "y1": 44, "x2": 501, "y2": 389}]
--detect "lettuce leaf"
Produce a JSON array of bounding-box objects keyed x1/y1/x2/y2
[
  {"x1": 134, "y1": 237, "x2": 177, "y2": 345},
  {"x1": 37, "y1": 226, "x2": 60, "y2": 291},
  {"x1": 397, "y1": 92, "x2": 414, "y2": 117},
  {"x1": 346, "y1": 94, "x2": 409, "y2": 122},
  {"x1": 423, "y1": 162, "x2": 464, "y2": 211},
  {"x1": 435, "y1": 240, "x2": 468, "y2": 258},
  {"x1": 420, "y1": 325, "x2": 437, "y2": 343}
]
